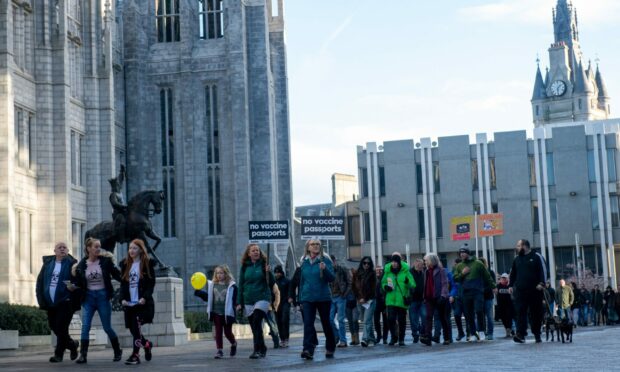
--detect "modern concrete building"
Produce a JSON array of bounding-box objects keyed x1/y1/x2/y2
[
  {"x1": 357, "y1": 0, "x2": 619, "y2": 288},
  {"x1": 0, "y1": 0, "x2": 292, "y2": 306}
]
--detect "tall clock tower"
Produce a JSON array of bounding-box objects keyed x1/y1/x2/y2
[{"x1": 531, "y1": 0, "x2": 610, "y2": 126}]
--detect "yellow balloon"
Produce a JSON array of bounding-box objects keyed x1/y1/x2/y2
[{"x1": 191, "y1": 272, "x2": 207, "y2": 290}]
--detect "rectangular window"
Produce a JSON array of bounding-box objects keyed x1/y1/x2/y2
[
  {"x1": 359, "y1": 167, "x2": 368, "y2": 197},
  {"x1": 13, "y1": 5, "x2": 22, "y2": 68},
  {"x1": 14, "y1": 209, "x2": 21, "y2": 273},
  {"x1": 14, "y1": 107, "x2": 33, "y2": 169},
  {"x1": 607, "y1": 149, "x2": 617, "y2": 182},
  {"x1": 206, "y1": 85, "x2": 221, "y2": 235},
  {"x1": 588, "y1": 150, "x2": 596, "y2": 182},
  {"x1": 474, "y1": 203, "x2": 499, "y2": 215},
  {"x1": 546, "y1": 153, "x2": 555, "y2": 186},
  {"x1": 433, "y1": 162, "x2": 440, "y2": 193},
  {"x1": 160, "y1": 88, "x2": 176, "y2": 237},
  {"x1": 435, "y1": 207, "x2": 443, "y2": 238},
  {"x1": 347, "y1": 215, "x2": 361, "y2": 245},
  {"x1": 489, "y1": 158, "x2": 496, "y2": 189},
  {"x1": 471, "y1": 159, "x2": 479, "y2": 191},
  {"x1": 381, "y1": 211, "x2": 388, "y2": 241},
  {"x1": 418, "y1": 209, "x2": 425, "y2": 239},
  {"x1": 416, "y1": 163, "x2": 423, "y2": 194},
  {"x1": 156, "y1": 0, "x2": 181, "y2": 42},
  {"x1": 70, "y1": 130, "x2": 83, "y2": 186},
  {"x1": 72, "y1": 221, "x2": 85, "y2": 260},
  {"x1": 69, "y1": 43, "x2": 83, "y2": 99},
  {"x1": 363, "y1": 212, "x2": 371, "y2": 242},
  {"x1": 611, "y1": 196, "x2": 620, "y2": 228},
  {"x1": 378, "y1": 166, "x2": 386, "y2": 196},
  {"x1": 532, "y1": 201, "x2": 540, "y2": 232},
  {"x1": 550, "y1": 199, "x2": 559, "y2": 232},
  {"x1": 529, "y1": 156, "x2": 537, "y2": 186},
  {"x1": 591, "y1": 197, "x2": 599, "y2": 230},
  {"x1": 199, "y1": 0, "x2": 224, "y2": 39}
]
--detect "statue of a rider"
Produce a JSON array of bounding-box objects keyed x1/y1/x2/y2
[{"x1": 108, "y1": 165, "x2": 128, "y2": 243}]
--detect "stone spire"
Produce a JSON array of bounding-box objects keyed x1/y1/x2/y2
[
  {"x1": 553, "y1": 0, "x2": 582, "y2": 69},
  {"x1": 573, "y1": 61, "x2": 592, "y2": 94},
  {"x1": 532, "y1": 63, "x2": 547, "y2": 100},
  {"x1": 596, "y1": 65, "x2": 610, "y2": 99}
]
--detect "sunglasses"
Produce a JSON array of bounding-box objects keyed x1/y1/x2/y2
[
  {"x1": 310, "y1": 243, "x2": 321, "y2": 246},
  {"x1": 362, "y1": 261, "x2": 371, "y2": 265}
]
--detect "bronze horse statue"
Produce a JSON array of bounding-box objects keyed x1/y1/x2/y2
[{"x1": 84, "y1": 190, "x2": 168, "y2": 269}]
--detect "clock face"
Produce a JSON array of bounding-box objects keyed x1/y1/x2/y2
[{"x1": 550, "y1": 80, "x2": 566, "y2": 96}]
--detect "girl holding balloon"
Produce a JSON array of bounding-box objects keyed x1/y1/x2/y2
[{"x1": 193, "y1": 266, "x2": 238, "y2": 359}]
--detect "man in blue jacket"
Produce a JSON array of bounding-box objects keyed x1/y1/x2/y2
[{"x1": 36, "y1": 242, "x2": 79, "y2": 363}]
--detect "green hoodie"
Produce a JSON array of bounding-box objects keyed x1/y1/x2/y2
[
  {"x1": 237, "y1": 259, "x2": 275, "y2": 306},
  {"x1": 453, "y1": 256, "x2": 495, "y2": 292},
  {"x1": 381, "y1": 261, "x2": 415, "y2": 309}
]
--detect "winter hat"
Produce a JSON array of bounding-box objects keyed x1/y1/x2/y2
[
  {"x1": 458, "y1": 243, "x2": 471, "y2": 255},
  {"x1": 390, "y1": 254, "x2": 401, "y2": 264}
]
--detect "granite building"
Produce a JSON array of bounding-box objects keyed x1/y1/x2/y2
[
  {"x1": 357, "y1": 0, "x2": 619, "y2": 288},
  {"x1": 0, "y1": 0, "x2": 292, "y2": 306}
]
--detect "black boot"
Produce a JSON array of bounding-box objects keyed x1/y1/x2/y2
[
  {"x1": 76, "y1": 340, "x2": 89, "y2": 364},
  {"x1": 110, "y1": 337, "x2": 123, "y2": 362},
  {"x1": 69, "y1": 339, "x2": 79, "y2": 361}
]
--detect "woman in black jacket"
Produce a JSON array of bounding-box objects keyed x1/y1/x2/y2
[
  {"x1": 73, "y1": 238, "x2": 123, "y2": 364},
  {"x1": 352, "y1": 257, "x2": 377, "y2": 347},
  {"x1": 373, "y1": 266, "x2": 388, "y2": 344},
  {"x1": 119, "y1": 239, "x2": 156, "y2": 365}
]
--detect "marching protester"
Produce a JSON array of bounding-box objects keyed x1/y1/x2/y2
[
  {"x1": 352, "y1": 257, "x2": 377, "y2": 347},
  {"x1": 265, "y1": 283, "x2": 281, "y2": 349},
  {"x1": 298, "y1": 240, "x2": 336, "y2": 360},
  {"x1": 382, "y1": 253, "x2": 415, "y2": 346},
  {"x1": 579, "y1": 283, "x2": 591, "y2": 326},
  {"x1": 420, "y1": 254, "x2": 450, "y2": 346},
  {"x1": 346, "y1": 267, "x2": 360, "y2": 346},
  {"x1": 570, "y1": 282, "x2": 581, "y2": 325},
  {"x1": 119, "y1": 239, "x2": 156, "y2": 365},
  {"x1": 408, "y1": 258, "x2": 426, "y2": 344},
  {"x1": 592, "y1": 285, "x2": 604, "y2": 326},
  {"x1": 545, "y1": 281, "x2": 556, "y2": 317},
  {"x1": 496, "y1": 273, "x2": 514, "y2": 337},
  {"x1": 329, "y1": 255, "x2": 351, "y2": 347},
  {"x1": 36, "y1": 242, "x2": 80, "y2": 363},
  {"x1": 289, "y1": 265, "x2": 319, "y2": 347},
  {"x1": 555, "y1": 279, "x2": 574, "y2": 320},
  {"x1": 509, "y1": 239, "x2": 546, "y2": 343},
  {"x1": 603, "y1": 286, "x2": 616, "y2": 325},
  {"x1": 274, "y1": 265, "x2": 291, "y2": 348},
  {"x1": 236, "y1": 244, "x2": 275, "y2": 359},
  {"x1": 73, "y1": 238, "x2": 123, "y2": 363},
  {"x1": 374, "y1": 266, "x2": 389, "y2": 344},
  {"x1": 194, "y1": 265, "x2": 238, "y2": 359},
  {"x1": 479, "y1": 257, "x2": 496, "y2": 341},
  {"x1": 454, "y1": 244, "x2": 495, "y2": 342},
  {"x1": 451, "y1": 258, "x2": 466, "y2": 341}
]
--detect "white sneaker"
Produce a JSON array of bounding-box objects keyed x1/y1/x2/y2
[{"x1": 477, "y1": 331, "x2": 485, "y2": 341}]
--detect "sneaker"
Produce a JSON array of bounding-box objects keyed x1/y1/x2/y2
[
  {"x1": 300, "y1": 350, "x2": 313, "y2": 360},
  {"x1": 466, "y1": 335, "x2": 471, "y2": 342},
  {"x1": 280, "y1": 340, "x2": 288, "y2": 348},
  {"x1": 486, "y1": 334, "x2": 494, "y2": 341},
  {"x1": 125, "y1": 354, "x2": 140, "y2": 365},
  {"x1": 476, "y1": 332, "x2": 484, "y2": 341},
  {"x1": 144, "y1": 340, "x2": 152, "y2": 361},
  {"x1": 513, "y1": 335, "x2": 525, "y2": 344},
  {"x1": 230, "y1": 343, "x2": 237, "y2": 357},
  {"x1": 456, "y1": 334, "x2": 465, "y2": 342},
  {"x1": 431, "y1": 336, "x2": 440, "y2": 344},
  {"x1": 249, "y1": 352, "x2": 261, "y2": 359},
  {"x1": 337, "y1": 341, "x2": 347, "y2": 348},
  {"x1": 361, "y1": 340, "x2": 368, "y2": 347},
  {"x1": 443, "y1": 340, "x2": 451, "y2": 345},
  {"x1": 49, "y1": 355, "x2": 63, "y2": 363},
  {"x1": 325, "y1": 351, "x2": 334, "y2": 359},
  {"x1": 214, "y1": 350, "x2": 224, "y2": 359},
  {"x1": 398, "y1": 341, "x2": 406, "y2": 347},
  {"x1": 420, "y1": 337, "x2": 432, "y2": 346}
]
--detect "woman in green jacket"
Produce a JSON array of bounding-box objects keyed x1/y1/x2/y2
[
  {"x1": 381, "y1": 254, "x2": 415, "y2": 346},
  {"x1": 236, "y1": 244, "x2": 275, "y2": 359}
]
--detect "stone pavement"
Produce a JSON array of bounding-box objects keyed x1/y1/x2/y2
[{"x1": 1, "y1": 325, "x2": 620, "y2": 371}]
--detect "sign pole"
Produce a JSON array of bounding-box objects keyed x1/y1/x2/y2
[{"x1": 475, "y1": 211, "x2": 479, "y2": 257}]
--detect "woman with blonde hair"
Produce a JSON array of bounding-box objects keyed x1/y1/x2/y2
[
  {"x1": 195, "y1": 265, "x2": 238, "y2": 359},
  {"x1": 298, "y1": 239, "x2": 336, "y2": 360},
  {"x1": 236, "y1": 244, "x2": 274, "y2": 359},
  {"x1": 73, "y1": 238, "x2": 123, "y2": 363},
  {"x1": 119, "y1": 239, "x2": 156, "y2": 365}
]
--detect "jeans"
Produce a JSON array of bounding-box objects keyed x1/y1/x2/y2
[
  {"x1": 452, "y1": 297, "x2": 465, "y2": 337},
  {"x1": 212, "y1": 313, "x2": 236, "y2": 350},
  {"x1": 48, "y1": 300, "x2": 77, "y2": 357},
  {"x1": 408, "y1": 301, "x2": 426, "y2": 338},
  {"x1": 387, "y1": 306, "x2": 407, "y2": 343},
  {"x1": 346, "y1": 304, "x2": 360, "y2": 335},
  {"x1": 275, "y1": 302, "x2": 290, "y2": 341},
  {"x1": 330, "y1": 296, "x2": 347, "y2": 343},
  {"x1": 462, "y1": 290, "x2": 485, "y2": 335},
  {"x1": 357, "y1": 300, "x2": 376, "y2": 344},
  {"x1": 265, "y1": 311, "x2": 280, "y2": 345},
  {"x1": 80, "y1": 289, "x2": 117, "y2": 341},
  {"x1": 579, "y1": 305, "x2": 589, "y2": 326},
  {"x1": 484, "y1": 298, "x2": 494, "y2": 336},
  {"x1": 302, "y1": 301, "x2": 335, "y2": 354},
  {"x1": 572, "y1": 308, "x2": 580, "y2": 324}
]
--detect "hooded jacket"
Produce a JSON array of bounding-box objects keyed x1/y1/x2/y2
[
  {"x1": 299, "y1": 254, "x2": 335, "y2": 303},
  {"x1": 381, "y1": 261, "x2": 415, "y2": 309},
  {"x1": 454, "y1": 256, "x2": 495, "y2": 293},
  {"x1": 237, "y1": 258, "x2": 275, "y2": 306}
]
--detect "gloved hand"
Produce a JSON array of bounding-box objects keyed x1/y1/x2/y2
[
  {"x1": 194, "y1": 290, "x2": 208, "y2": 301},
  {"x1": 384, "y1": 285, "x2": 393, "y2": 292}
]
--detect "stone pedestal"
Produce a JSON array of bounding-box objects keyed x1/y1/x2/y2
[{"x1": 101, "y1": 277, "x2": 188, "y2": 348}]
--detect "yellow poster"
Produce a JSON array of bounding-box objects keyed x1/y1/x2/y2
[
  {"x1": 477, "y1": 213, "x2": 504, "y2": 237},
  {"x1": 450, "y1": 215, "x2": 473, "y2": 241}
]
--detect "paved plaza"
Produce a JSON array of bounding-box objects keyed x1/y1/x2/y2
[{"x1": 1, "y1": 325, "x2": 620, "y2": 371}]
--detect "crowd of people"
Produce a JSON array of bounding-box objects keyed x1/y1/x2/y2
[{"x1": 36, "y1": 237, "x2": 620, "y2": 364}]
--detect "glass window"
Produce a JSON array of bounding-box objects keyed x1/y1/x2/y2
[
  {"x1": 489, "y1": 158, "x2": 497, "y2": 189},
  {"x1": 435, "y1": 207, "x2": 443, "y2": 238},
  {"x1": 381, "y1": 211, "x2": 388, "y2": 241},
  {"x1": 418, "y1": 209, "x2": 425, "y2": 239},
  {"x1": 532, "y1": 201, "x2": 540, "y2": 232},
  {"x1": 588, "y1": 150, "x2": 596, "y2": 182},
  {"x1": 611, "y1": 195, "x2": 620, "y2": 228},
  {"x1": 161, "y1": 88, "x2": 176, "y2": 237},
  {"x1": 379, "y1": 167, "x2": 386, "y2": 196},
  {"x1": 529, "y1": 156, "x2": 537, "y2": 186},
  {"x1": 156, "y1": 0, "x2": 181, "y2": 42},
  {"x1": 550, "y1": 199, "x2": 559, "y2": 232},
  {"x1": 607, "y1": 149, "x2": 617, "y2": 182},
  {"x1": 591, "y1": 197, "x2": 599, "y2": 229},
  {"x1": 359, "y1": 167, "x2": 368, "y2": 197},
  {"x1": 199, "y1": 0, "x2": 224, "y2": 39},
  {"x1": 347, "y1": 215, "x2": 361, "y2": 246},
  {"x1": 416, "y1": 164, "x2": 423, "y2": 194},
  {"x1": 433, "y1": 162, "x2": 440, "y2": 193},
  {"x1": 471, "y1": 159, "x2": 478, "y2": 191},
  {"x1": 363, "y1": 212, "x2": 371, "y2": 242},
  {"x1": 70, "y1": 130, "x2": 83, "y2": 186},
  {"x1": 546, "y1": 153, "x2": 555, "y2": 186}
]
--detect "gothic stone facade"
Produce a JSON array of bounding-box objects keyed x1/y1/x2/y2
[{"x1": 0, "y1": 0, "x2": 292, "y2": 306}]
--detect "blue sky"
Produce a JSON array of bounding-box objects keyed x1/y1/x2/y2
[{"x1": 284, "y1": 0, "x2": 620, "y2": 206}]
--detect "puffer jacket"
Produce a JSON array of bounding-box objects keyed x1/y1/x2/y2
[{"x1": 381, "y1": 261, "x2": 415, "y2": 309}]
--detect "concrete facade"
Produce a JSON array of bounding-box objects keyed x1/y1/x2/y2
[{"x1": 0, "y1": 0, "x2": 292, "y2": 306}]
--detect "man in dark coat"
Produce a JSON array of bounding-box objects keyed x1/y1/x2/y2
[{"x1": 35, "y1": 242, "x2": 79, "y2": 363}]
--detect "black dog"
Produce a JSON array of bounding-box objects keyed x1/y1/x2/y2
[
  {"x1": 559, "y1": 317, "x2": 573, "y2": 343},
  {"x1": 544, "y1": 315, "x2": 561, "y2": 342}
]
